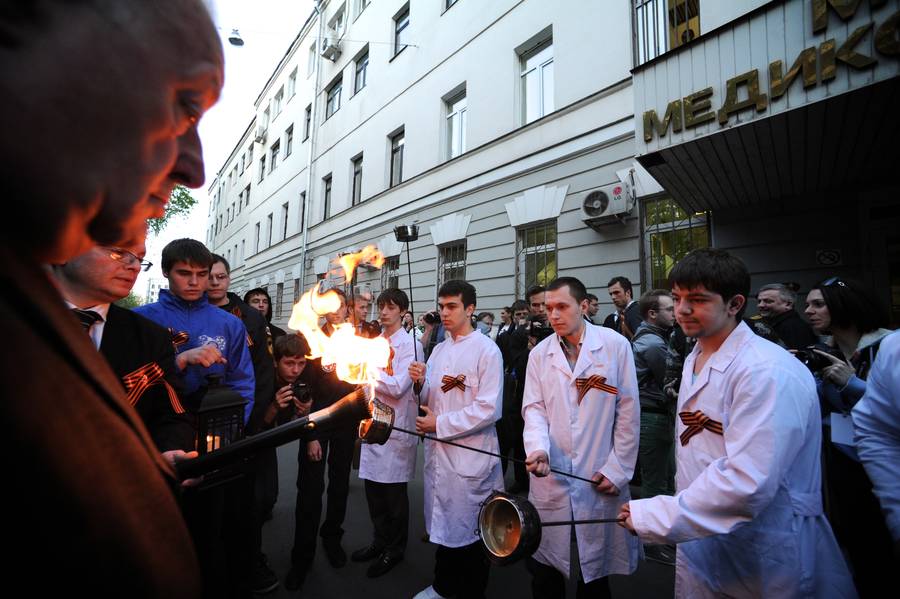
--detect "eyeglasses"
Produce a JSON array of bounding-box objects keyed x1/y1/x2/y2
[
  {"x1": 105, "y1": 247, "x2": 152, "y2": 272},
  {"x1": 821, "y1": 277, "x2": 846, "y2": 288}
]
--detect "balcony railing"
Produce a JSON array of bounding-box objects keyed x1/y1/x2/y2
[{"x1": 633, "y1": 0, "x2": 700, "y2": 67}]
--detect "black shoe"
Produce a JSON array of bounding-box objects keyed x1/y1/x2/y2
[
  {"x1": 351, "y1": 543, "x2": 383, "y2": 562},
  {"x1": 367, "y1": 552, "x2": 402, "y2": 578},
  {"x1": 251, "y1": 555, "x2": 279, "y2": 594},
  {"x1": 284, "y1": 565, "x2": 308, "y2": 591},
  {"x1": 322, "y1": 537, "x2": 347, "y2": 568}
]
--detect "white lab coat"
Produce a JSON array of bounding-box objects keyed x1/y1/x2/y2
[
  {"x1": 630, "y1": 322, "x2": 856, "y2": 598},
  {"x1": 360, "y1": 327, "x2": 422, "y2": 483},
  {"x1": 420, "y1": 329, "x2": 504, "y2": 548},
  {"x1": 522, "y1": 323, "x2": 641, "y2": 582},
  {"x1": 852, "y1": 330, "x2": 900, "y2": 541}
]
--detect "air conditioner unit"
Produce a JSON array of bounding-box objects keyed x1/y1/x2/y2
[
  {"x1": 321, "y1": 36, "x2": 342, "y2": 61},
  {"x1": 579, "y1": 180, "x2": 634, "y2": 230},
  {"x1": 254, "y1": 126, "x2": 267, "y2": 144}
]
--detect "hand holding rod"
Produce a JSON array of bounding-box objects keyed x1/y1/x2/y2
[{"x1": 391, "y1": 425, "x2": 598, "y2": 486}]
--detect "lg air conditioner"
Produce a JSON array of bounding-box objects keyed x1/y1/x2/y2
[
  {"x1": 579, "y1": 181, "x2": 634, "y2": 230},
  {"x1": 321, "y1": 37, "x2": 342, "y2": 62}
]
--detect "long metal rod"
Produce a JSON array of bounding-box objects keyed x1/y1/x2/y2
[
  {"x1": 392, "y1": 426, "x2": 597, "y2": 486},
  {"x1": 542, "y1": 518, "x2": 624, "y2": 526},
  {"x1": 404, "y1": 241, "x2": 423, "y2": 417}
]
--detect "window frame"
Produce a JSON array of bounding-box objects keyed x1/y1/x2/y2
[
  {"x1": 437, "y1": 241, "x2": 467, "y2": 289},
  {"x1": 394, "y1": 5, "x2": 410, "y2": 57},
  {"x1": 446, "y1": 92, "x2": 467, "y2": 160},
  {"x1": 285, "y1": 124, "x2": 294, "y2": 157},
  {"x1": 269, "y1": 139, "x2": 280, "y2": 171},
  {"x1": 354, "y1": 48, "x2": 369, "y2": 93},
  {"x1": 381, "y1": 255, "x2": 400, "y2": 291},
  {"x1": 389, "y1": 129, "x2": 405, "y2": 188},
  {"x1": 325, "y1": 75, "x2": 343, "y2": 119},
  {"x1": 520, "y1": 38, "x2": 554, "y2": 124},
  {"x1": 281, "y1": 202, "x2": 289, "y2": 240},
  {"x1": 304, "y1": 105, "x2": 312, "y2": 140},
  {"x1": 351, "y1": 154, "x2": 363, "y2": 206},
  {"x1": 641, "y1": 195, "x2": 711, "y2": 290},
  {"x1": 515, "y1": 220, "x2": 558, "y2": 299},
  {"x1": 323, "y1": 174, "x2": 333, "y2": 220}
]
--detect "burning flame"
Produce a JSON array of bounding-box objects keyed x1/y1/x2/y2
[
  {"x1": 339, "y1": 245, "x2": 385, "y2": 284},
  {"x1": 288, "y1": 258, "x2": 390, "y2": 387}
]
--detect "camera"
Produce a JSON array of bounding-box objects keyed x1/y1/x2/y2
[
  {"x1": 526, "y1": 315, "x2": 554, "y2": 343},
  {"x1": 291, "y1": 381, "x2": 311, "y2": 403},
  {"x1": 423, "y1": 310, "x2": 441, "y2": 325},
  {"x1": 794, "y1": 343, "x2": 842, "y2": 372}
]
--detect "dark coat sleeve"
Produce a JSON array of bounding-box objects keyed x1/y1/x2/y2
[
  {"x1": 625, "y1": 302, "x2": 643, "y2": 336},
  {"x1": 239, "y1": 302, "x2": 277, "y2": 435},
  {"x1": 775, "y1": 312, "x2": 819, "y2": 350}
]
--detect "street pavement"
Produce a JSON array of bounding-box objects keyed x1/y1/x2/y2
[{"x1": 260, "y1": 441, "x2": 674, "y2": 598}]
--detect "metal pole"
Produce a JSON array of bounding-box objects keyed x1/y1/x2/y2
[{"x1": 405, "y1": 241, "x2": 424, "y2": 416}]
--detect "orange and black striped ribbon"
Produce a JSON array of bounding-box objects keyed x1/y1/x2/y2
[
  {"x1": 385, "y1": 347, "x2": 395, "y2": 376},
  {"x1": 441, "y1": 374, "x2": 466, "y2": 393},
  {"x1": 574, "y1": 375, "x2": 619, "y2": 404},
  {"x1": 678, "y1": 410, "x2": 724, "y2": 446},
  {"x1": 122, "y1": 362, "x2": 185, "y2": 414},
  {"x1": 169, "y1": 328, "x2": 190, "y2": 351},
  {"x1": 246, "y1": 333, "x2": 254, "y2": 348}
]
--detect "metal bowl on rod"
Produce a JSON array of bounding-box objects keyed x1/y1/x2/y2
[
  {"x1": 477, "y1": 491, "x2": 542, "y2": 565},
  {"x1": 393, "y1": 224, "x2": 419, "y2": 243}
]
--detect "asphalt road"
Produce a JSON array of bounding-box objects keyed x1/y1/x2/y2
[{"x1": 260, "y1": 441, "x2": 675, "y2": 599}]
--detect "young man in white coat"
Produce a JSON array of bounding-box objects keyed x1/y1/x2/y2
[
  {"x1": 353, "y1": 288, "x2": 423, "y2": 578},
  {"x1": 523, "y1": 276, "x2": 641, "y2": 599},
  {"x1": 619, "y1": 248, "x2": 856, "y2": 598},
  {"x1": 409, "y1": 280, "x2": 504, "y2": 599}
]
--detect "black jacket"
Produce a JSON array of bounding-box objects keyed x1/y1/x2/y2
[
  {"x1": 602, "y1": 301, "x2": 642, "y2": 341},
  {"x1": 631, "y1": 322, "x2": 672, "y2": 413},
  {"x1": 218, "y1": 292, "x2": 276, "y2": 435},
  {"x1": 766, "y1": 309, "x2": 818, "y2": 350},
  {"x1": 100, "y1": 304, "x2": 196, "y2": 452}
]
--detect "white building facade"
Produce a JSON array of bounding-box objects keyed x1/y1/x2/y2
[{"x1": 145, "y1": 277, "x2": 169, "y2": 305}]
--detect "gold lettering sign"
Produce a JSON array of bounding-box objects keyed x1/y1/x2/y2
[
  {"x1": 769, "y1": 47, "x2": 817, "y2": 99},
  {"x1": 642, "y1": 99, "x2": 683, "y2": 142},
  {"x1": 683, "y1": 88, "x2": 714, "y2": 128},
  {"x1": 875, "y1": 11, "x2": 900, "y2": 55}
]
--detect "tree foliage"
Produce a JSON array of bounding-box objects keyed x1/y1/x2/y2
[
  {"x1": 148, "y1": 185, "x2": 197, "y2": 236},
  {"x1": 115, "y1": 292, "x2": 144, "y2": 309}
]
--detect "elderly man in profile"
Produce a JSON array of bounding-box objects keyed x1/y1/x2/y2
[
  {"x1": 755, "y1": 283, "x2": 818, "y2": 350},
  {"x1": 0, "y1": 1, "x2": 223, "y2": 596}
]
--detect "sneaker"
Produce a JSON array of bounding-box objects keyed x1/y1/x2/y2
[
  {"x1": 284, "y1": 565, "x2": 308, "y2": 592},
  {"x1": 412, "y1": 585, "x2": 447, "y2": 599},
  {"x1": 322, "y1": 536, "x2": 347, "y2": 568},
  {"x1": 644, "y1": 544, "x2": 676, "y2": 566},
  {"x1": 351, "y1": 543, "x2": 383, "y2": 562},
  {"x1": 366, "y1": 551, "x2": 402, "y2": 578},
  {"x1": 251, "y1": 555, "x2": 279, "y2": 594}
]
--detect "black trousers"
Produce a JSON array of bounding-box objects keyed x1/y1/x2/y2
[
  {"x1": 526, "y1": 558, "x2": 611, "y2": 599},
  {"x1": 251, "y1": 449, "x2": 278, "y2": 563},
  {"x1": 363, "y1": 479, "x2": 409, "y2": 558},
  {"x1": 433, "y1": 542, "x2": 490, "y2": 599},
  {"x1": 290, "y1": 427, "x2": 355, "y2": 566}
]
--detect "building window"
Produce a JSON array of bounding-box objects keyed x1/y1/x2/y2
[
  {"x1": 244, "y1": 184, "x2": 250, "y2": 206},
  {"x1": 521, "y1": 39, "x2": 553, "y2": 124},
  {"x1": 255, "y1": 222, "x2": 261, "y2": 253},
  {"x1": 304, "y1": 105, "x2": 312, "y2": 140},
  {"x1": 273, "y1": 86, "x2": 284, "y2": 117},
  {"x1": 276, "y1": 282, "x2": 284, "y2": 319},
  {"x1": 240, "y1": 240, "x2": 245, "y2": 262},
  {"x1": 516, "y1": 221, "x2": 557, "y2": 298},
  {"x1": 438, "y1": 242, "x2": 466, "y2": 287},
  {"x1": 446, "y1": 92, "x2": 467, "y2": 159},
  {"x1": 326, "y1": 76, "x2": 342, "y2": 119},
  {"x1": 445, "y1": 0, "x2": 460, "y2": 9},
  {"x1": 356, "y1": 0, "x2": 371, "y2": 18},
  {"x1": 285, "y1": 125, "x2": 294, "y2": 157},
  {"x1": 282, "y1": 202, "x2": 289, "y2": 240},
  {"x1": 323, "y1": 174, "x2": 332, "y2": 220},
  {"x1": 239, "y1": 153, "x2": 245, "y2": 174},
  {"x1": 263, "y1": 105, "x2": 270, "y2": 129},
  {"x1": 354, "y1": 47, "x2": 369, "y2": 93},
  {"x1": 351, "y1": 155, "x2": 363, "y2": 206},
  {"x1": 299, "y1": 191, "x2": 306, "y2": 231},
  {"x1": 308, "y1": 43, "x2": 316, "y2": 76},
  {"x1": 634, "y1": 0, "x2": 700, "y2": 66},
  {"x1": 390, "y1": 129, "x2": 404, "y2": 187},
  {"x1": 247, "y1": 144, "x2": 253, "y2": 164},
  {"x1": 394, "y1": 5, "x2": 410, "y2": 56},
  {"x1": 643, "y1": 196, "x2": 710, "y2": 289},
  {"x1": 269, "y1": 139, "x2": 280, "y2": 171},
  {"x1": 382, "y1": 255, "x2": 400, "y2": 291},
  {"x1": 259, "y1": 155, "x2": 266, "y2": 182},
  {"x1": 267, "y1": 213, "x2": 273, "y2": 247},
  {"x1": 230, "y1": 202, "x2": 235, "y2": 222},
  {"x1": 288, "y1": 67, "x2": 297, "y2": 97}
]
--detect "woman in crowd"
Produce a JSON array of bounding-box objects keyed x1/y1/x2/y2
[{"x1": 805, "y1": 276, "x2": 894, "y2": 596}]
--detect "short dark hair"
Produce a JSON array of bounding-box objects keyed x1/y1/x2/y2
[
  {"x1": 274, "y1": 333, "x2": 310, "y2": 362},
  {"x1": 376, "y1": 288, "x2": 409, "y2": 312},
  {"x1": 669, "y1": 249, "x2": 750, "y2": 320},
  {"x1": 161, "y1": 238, "x2": 213, "y2": 273},
  {"x1": 211, "y1": 253, "x2": 231, "y2": 274},
  {"x1": 586, "y1": 293, "x2": 598, "y2": 302},
  {"x1": 812, "y1": 277, "x2": 888, "y2": 334},
  {"x1": 438, "y1": 279, "x2": 476, "y2": 309},
  {"x1": 476, "y1": 311, "x2": 494, "y2": 322},
  {"x1": 639, "y1": 289, "x2": 672, "y2": 320},
  {"x1": 526, "y1": 285, "x2": 545, "y2": 303},
  {"x1": 244, "y1": 287, "x2": 273, "y2": 321},
  {"x1": 607, "y1": 276, "x2": 633, "y2": 295},
  {"x1": 511, "y1": 299, "x2": 529, "y2": 312},
  {"x1": 546, "y1": 277, "x2": 588, "y2": 304}
]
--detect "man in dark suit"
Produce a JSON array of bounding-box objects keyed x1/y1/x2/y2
[
  {"x1": 756, "y1": 283, "x2": 818, "y2": 350},
  {"x1": 0, "y1": 0, "x2": 223, "y2": 595},
  {"x1": 52, "y1": 238, "x2": 199, "y2": 457},
  {"x1": 602, "y1": 276, "x2": 643, "y2": 341}
]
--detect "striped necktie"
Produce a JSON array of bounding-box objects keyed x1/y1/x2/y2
[{"x1": 71, "y1": 308, "x2": 103, "y2": 332}]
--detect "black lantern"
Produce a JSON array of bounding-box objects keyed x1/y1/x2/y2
[{"x1": 196, "y1": 375, "x2": 247, "y2": 455}]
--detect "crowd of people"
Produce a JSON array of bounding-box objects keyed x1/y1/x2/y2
[{"x1": 3, "y1": 2, "x2": 898, "y2": 598}]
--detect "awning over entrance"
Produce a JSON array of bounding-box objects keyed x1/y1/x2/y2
[{"x1": 637, "y1": 76, "x2": 900, "y2": 213}]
